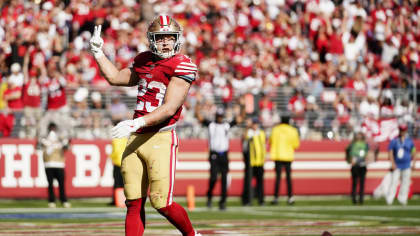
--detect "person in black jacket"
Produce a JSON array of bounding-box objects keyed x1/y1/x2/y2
[{"x1": 196, "y1": 105, "x2": 243, "y2": 210}]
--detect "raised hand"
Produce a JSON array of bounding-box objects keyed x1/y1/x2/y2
[{"x1": 90, "y1": 25, "x2": 104, "y2": 58}]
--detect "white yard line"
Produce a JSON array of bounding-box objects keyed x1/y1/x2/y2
[{"x1": 240, "y1": 207, "x2": 420, "y2": 223}]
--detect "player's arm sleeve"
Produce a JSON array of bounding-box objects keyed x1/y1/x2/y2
[{"x1": 173, "y1": 60, "x2": 197, "y2": 83}]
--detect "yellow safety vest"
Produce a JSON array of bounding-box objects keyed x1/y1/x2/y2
[
  {"x1": 269, "y1": 124, "x2": 300, "y2": 162},
  {"x1": 249, "y1": 129, "x2": 266, "y2": 167}
]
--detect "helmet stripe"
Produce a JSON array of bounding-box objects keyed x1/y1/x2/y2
[
  {"x1": 160, "y1": 15, "x2": 170, "y2": 26},
  {"x1": 159, "y1": 15, "x2": 165, "y2": 26}
]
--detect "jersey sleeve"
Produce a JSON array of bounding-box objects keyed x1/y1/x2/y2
[{"x1": 173, "y1": 55, "x2": 198, "y2": 83}]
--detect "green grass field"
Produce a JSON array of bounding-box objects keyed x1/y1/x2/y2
[{"x1": 0, "y1": 196, "x2": 419, "y2": 235}]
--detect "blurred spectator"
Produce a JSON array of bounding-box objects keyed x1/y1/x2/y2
[
  {"x1": 359, "y1": 96, "x2": 379, "y2": 119},
  {"x1": 71, "y1": 87, "x2": 91, "y2": 139},
  {"x1": 90, "y1": 91, "x2": 106, "y2": 109},
  {"x1": 258, "y1": 92, "x2": 276, "y2": 129},
  {"x1": 333, "y1": 93, "x2": 353, "y2": 138},
  {"x1": 8, "y1": 63, "x2": 24, "y2": 87},
  {"x1": 0, "y1": 0, "x2": 418, "y2": 140},
  {"x1": 394, "y1": 99, "x2": 415, "y2": 130},
  {"x1": 38, "y1": 59, "x2": 70, "y2": 139},
  {"x1": 3, "y1": 69, "x2": 24, "y2": 137},
  {"x1": 305, "y1": 95, "x2": 322, "y2": 139},
  {"x1": 288, "y1": 89, "x2": 306, "y2": 131},
  {"x1": 22, "y1": 49, "x2": 42, "y2": 138},
  {"x1": 380, "y1": 97, "x2": 394, "y2": 118},
  {"x1": 109, "y1": 92, "x2": 129, "y2": 123}
]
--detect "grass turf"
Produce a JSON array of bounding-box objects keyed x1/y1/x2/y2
[{"x1": 0, "y1": 196, "x2": 419, "y2": 235}]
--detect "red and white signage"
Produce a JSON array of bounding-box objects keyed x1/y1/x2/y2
[{"x1": 0, "y1": 139, "x2": 419, "y2": 198}]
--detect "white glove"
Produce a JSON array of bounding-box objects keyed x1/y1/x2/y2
[
  {"x1": 111, "y1": 117, "x2": 146, "y2": 138},
  {"x1": 90, "y1": 25, "x2": 104, "y2": 59}
]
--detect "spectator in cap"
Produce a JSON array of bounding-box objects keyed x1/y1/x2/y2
[
  {"x1": 90, "y1": 91, "x2": 105, "y2": 110},
  {"x1": 386, "y1": 123, "x2": 417, "y2": 205},
  {"x1": 8, "y1": 63, "x2": 24, "y2": 88},
  {"x1": 269, "y1": 115, "x2": 300, "y2": 205},
  {"x1": 195, "y1": 105, "x2": 244, "y2": 210}
]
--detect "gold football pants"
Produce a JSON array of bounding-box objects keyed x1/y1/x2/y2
[{"x1": 121, "y1": 130, "x2": 178, "y2": 209}]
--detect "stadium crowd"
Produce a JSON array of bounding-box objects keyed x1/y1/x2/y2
[{"x1": 0, "y1": 0, "x2": 419, "y2": 140}]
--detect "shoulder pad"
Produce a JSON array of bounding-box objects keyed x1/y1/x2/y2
[{"x1": 172, "y1": 54, "x2": 197, "y2": 83}]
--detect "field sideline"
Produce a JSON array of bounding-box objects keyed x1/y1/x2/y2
[{"x1": 0, "y1": 196, "x2": 419, "y2": 236}]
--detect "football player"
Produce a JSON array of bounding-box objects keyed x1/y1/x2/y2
[{"x1": 90, "y1": 15, "x2": 200, "y2": 236}]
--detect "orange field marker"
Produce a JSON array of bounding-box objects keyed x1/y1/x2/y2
[{"x1": 186, "y1": 185, "x2": 195, "y2": 211}]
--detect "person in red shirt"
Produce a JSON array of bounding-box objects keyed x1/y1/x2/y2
[
  {"x1": 334, "y1": 94, "x2": 353, "y2": 138},
  {"x1": 38, "y1": 57, "x2": 70, "y2": 140},
  {"x1": 22, "y1": 51, "x2": 43, "y2": 138},
  {"x1": 4, "y1": 79, "x2": 23, "y2": 111},
  {"x1": 287, "y1": 89, "x2": 306, "y2": 127},
  {"x1": 3, "y1": 73, "x2": 24, "y2": 137}
]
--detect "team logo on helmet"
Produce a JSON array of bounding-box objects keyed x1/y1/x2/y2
[{"x1": 147, "y1": 15, "x2": 182, "y2": 58}]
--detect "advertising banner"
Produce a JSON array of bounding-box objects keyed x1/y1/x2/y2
[{"x1": 0, "y1": 139, "x2": 419, "y2": 198}]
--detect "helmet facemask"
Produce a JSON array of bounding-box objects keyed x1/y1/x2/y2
[
  {"x1": 147, "y1": 32, "x2": 182, "y2": 58},
  {"x1": 147, "y1": 15, "x2": 183, "y2": 59}
]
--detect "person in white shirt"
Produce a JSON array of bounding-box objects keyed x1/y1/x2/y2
[
  {"x1": 196, "y1": 107, "x2": 243, "y2": 210},
  {"x1": 40, "y1": 122, "x2": 71, "y2": 208}
]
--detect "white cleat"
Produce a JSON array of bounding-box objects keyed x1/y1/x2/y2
[
  {"x1": 48, "y1": 202, "x2": 56, "y2": 208},
  {"x1": 63, "y1": 202, "x2": 71, "y2": 208}
]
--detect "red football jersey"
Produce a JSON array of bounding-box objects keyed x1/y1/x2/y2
[
  {"x1": 131, "y1": 51, "x2": 197, "y2": 133},
  {"x1": 4, "y1": 87, "x2": 23, "y2": 110},
  {"x1": 22, "y1": 79, "x2": 42, "y2": 108},
  {"x1": 45, "y1": 77, "x2": 67, "y2": 110}
]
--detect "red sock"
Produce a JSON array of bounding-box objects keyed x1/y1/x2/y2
[
  {"x1": 157, "y1": 202, "x2": 195, "y2": 236},
  {"x1": 125, "y1": 198, "x2": 146, "y2": 236}
]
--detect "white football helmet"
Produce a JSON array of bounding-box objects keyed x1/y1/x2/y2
[{"x1": 147, "y1": 15, "x2": 182, "y2": 58}]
